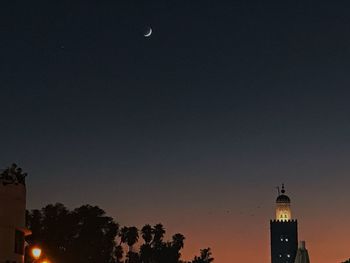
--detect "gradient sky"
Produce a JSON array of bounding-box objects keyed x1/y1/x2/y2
[{"x1": 1, "y1": 1, "x2": 350, "y2": 262}]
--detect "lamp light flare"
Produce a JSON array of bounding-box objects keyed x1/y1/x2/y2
[{"x1": 31, "y1": 247, "x2": 42, "y2": 259}]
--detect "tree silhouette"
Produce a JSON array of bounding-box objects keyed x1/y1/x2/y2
[
  {"x1": 119, "y1": 226, "x2": 139, "y2": 263},
  {"x1": 192, "y1": 248, "x2": 214, "y2": 263},
  {"x1": 26, "y1": 203, "x2": 119, "y2": 263},
  {"x1": 140, "y1": 243, "x2": 152, "y2": 263},
  {"x1": 152, "y1": 223, "x2": 165, "y2": 245},
  {"x1": 119, "y1": 226, "x2": 129, "y2": 245},
  {"x1": 172, "y1": 233, "x2": 185, "y2": 250},
  {"x1": 114, "y1": 245, "x2": 124, "y2": 263},
  {"x1": 140, "y1": 225, "x2": 153, "y2": 263},
  {"x1": 141, "y1": 224, "x2": 153, "y2": 244},
  {"x1": 70, "y1": 205, "x2": 118, "y2": 263},
  {"x1": 126, "y1": 227, "x2": 139, "y2": 251},
  {"x1": 26, "y1": 203, "x2": 214, "y2": 263}
]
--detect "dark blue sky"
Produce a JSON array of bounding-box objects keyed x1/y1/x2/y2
[{"x1": 1, "y1": 1, "x2": 350, "y2": 261}]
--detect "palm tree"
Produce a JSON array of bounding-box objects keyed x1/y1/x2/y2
[
  {"x1": 149, "y1": 224, "x2": 166, "y2": 263},
  {"x1": 172, "y1": 233, "x2": 185, "y2": 250},
  {"x1": 119, "y1": 227, "x2": 139, "y2": 263},
  {"x1": 119, "y1": 226, "x2": 129, "y2": 246},
  {"x1": 140, "y1": 225, "x2": 153, "y2": 263},
  {"x1": 126, "y1": 227, "x2": 139, "y2": 252},
  {"x1": 141, "y1": 225, "x2": 153, "y2": 244},
  {"x1": 152, "y1": 224, "x2": 165, "y2": 245}
]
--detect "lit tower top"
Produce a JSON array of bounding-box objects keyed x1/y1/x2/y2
[{"x1": 275, "y1": 184, "x2": 292, "y2": 221}]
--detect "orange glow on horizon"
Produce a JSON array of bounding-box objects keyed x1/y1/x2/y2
[{"x1": 175, "y1": 213, "x2": 350, "y2": 263}]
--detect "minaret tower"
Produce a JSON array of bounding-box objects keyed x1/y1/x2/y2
[
  {"x1": 276, "y1": 184, "x2": 292, "y2": 221},
  {"x1": 270, "y1": 184, "x2": 298, "y2": 263}
]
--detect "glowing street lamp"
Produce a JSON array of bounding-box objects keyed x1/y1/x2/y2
[
  {"x1": 30, "y1": 247, "x2": 42, "y2": 262},
  {"x1": 31, "y1": 247, "x2": 42, "y2": 259}
]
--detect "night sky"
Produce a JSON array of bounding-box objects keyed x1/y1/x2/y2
[{"x1": 1, "y1": 1, "x2": 350, "y2": 262}]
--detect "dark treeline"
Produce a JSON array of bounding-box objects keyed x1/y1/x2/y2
[{"x1": 26, "y1": 203, "x2": 214, "y2": 263}]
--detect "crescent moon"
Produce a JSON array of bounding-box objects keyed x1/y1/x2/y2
[{"x1": 144, "y1": 28, "x2": 152, "y2": 37}]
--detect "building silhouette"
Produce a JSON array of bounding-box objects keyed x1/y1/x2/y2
[
  {"x1": 294, "y1": 241, "x2": 310, "y2": 263},
  {"x1": 270, "y1": 184, "x2": 298, "y2": 263},
  {"x1": 0, "y1": 165, "x2": 30, "y2": 263}
]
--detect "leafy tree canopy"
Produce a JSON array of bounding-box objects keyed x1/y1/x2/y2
[
  {"x1": 26, "y1": 203, "x2": 118, "y2": 263},
  {"x1": 26, "y1": 203, "x2": 214, "y2": 263}
]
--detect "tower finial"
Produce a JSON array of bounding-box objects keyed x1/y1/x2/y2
[{"x1": 281, "y1": 183, "x2": 285, "y2": 194}]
